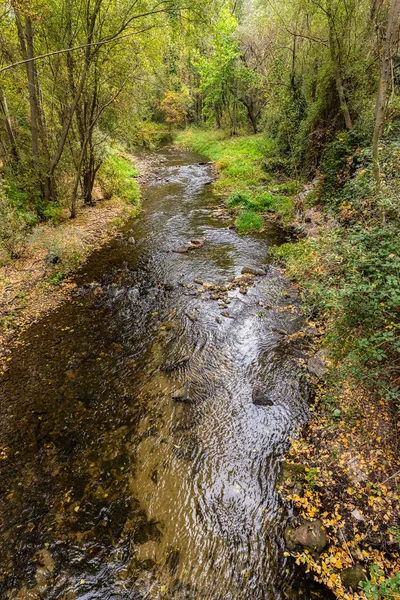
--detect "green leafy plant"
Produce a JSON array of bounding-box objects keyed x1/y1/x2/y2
[{"x1": 360, "y1": 566, "x2": 400, "y2": 599}]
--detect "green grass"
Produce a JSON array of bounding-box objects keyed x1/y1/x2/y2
[
  {"x1": 98, "y1": 147, "x2": 140, "y2": 205},
  {"x1": 176, "y1": 128, "x2": 297, "y2": 229},
  {"x1": 236, "y1": 210, "x2": 263, "y2": 234}
]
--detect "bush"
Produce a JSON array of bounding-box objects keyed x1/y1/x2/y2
[
  {"x1": 273, "y1": 224, "x2": 400, "y2": 403},
  {"x1": 98, "y1": 148, "x2": 140, "y2": 205},
  {"x1": 319, "y1": 130, "x2": 366, "y2": 203},
  {"x1": 0, "y1": 192, "x2": 38, "y2": 259}
]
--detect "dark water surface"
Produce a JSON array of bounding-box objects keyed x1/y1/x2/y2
[{"x1": 0, "y1": 147, "x2": 311, "y2": 599}]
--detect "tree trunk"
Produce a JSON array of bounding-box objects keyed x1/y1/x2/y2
[
  {"x1": 329, "y1": 25, "x2": 353, "y2": 130},
  {"x1": 372, "y1": 0, "x2": 400, "y2": 190},
  {"x1": 14, "y1": 10, "x2": 57, "y2": 204},
  {"x1": 22, "y1": 16, "x2": 41, "y2": 169},
  {"x1": 0, "y1": 87, "x2": 19, "y2": 162}
]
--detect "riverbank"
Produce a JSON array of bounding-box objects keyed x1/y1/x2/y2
[
  {"x1": 0, "y1": 149, "x2": 141, "y2": 372},
  {"x1": 176, "y1": 128, "x2": 400, "y2": 599}
]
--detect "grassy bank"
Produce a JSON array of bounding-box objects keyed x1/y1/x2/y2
[
  {"x1": 0, "y1": 148, "x2": 140, "y2": 364},
  {"x1": 177, "y1": 128, "x2": 400, "y2": 599},
  {"x1": 176, "y1": 128, "x2": 300, "y2": 232}
]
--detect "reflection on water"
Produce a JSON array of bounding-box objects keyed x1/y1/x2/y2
[{"x1": 0, "y1": 147, "x2": 312, "y2": 599}]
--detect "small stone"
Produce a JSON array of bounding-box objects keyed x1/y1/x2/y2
[
  {"x1": 307, "y1": 356, "x2": 327, "y2": 380},
  {"x1": 171, "y1": 386, "x2": 188, "y2": 402},
  {"x1": 190, "y1": 238, "x2": 205, "y2": 248},
  {"x1": 173, "y1": 245, "x2": 190, "y2": 253},
  {"x1": 128, "y1": 237, "x2": 135, "y2": 245},
  {"x1": 285, "y1": 520, "x2": 327, "y2": 553},
  {"x1": 194, "y1": 278, "x2": 203, "y2": 285},
  {"x1": 340, "y1": 565, "x2": 366, "y2": 589},
  {"x1": 221, "y1": 311, "x2": 233, "y2": 319},
  {"x1": 241, "y1": 266, "x2": 266, "y2": 276},
  {"x1": 302, "y1": 325, "x2": 320, "y2": 337},
  {"x1": 351, "y1": 508, "x2": 365, "y2": 522}
]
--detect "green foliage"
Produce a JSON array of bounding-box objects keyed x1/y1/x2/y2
[
  {"x1": 360, "y1": 566, "x2": 400, "y2": 599},
  {"x1": 272, "y1": 222, "x2": 400, "y2": 404},
  {"x1": 41, "y1": 203, "x2": 64, "y2": 224},
  {"x1": 98, "y1": 149, "x2": 140, "y2": 205},
  {"x1": 236, "y1": 210, "x2": 263, "y2": 234},
  {"x1": 226, "y1": 191, "x2": 251, "y2": 207},
  {"x1": 49, "y1": 271, "x2": 65, "y2": 285},
  {"x1": 0, "y1": 181, "x2": 39, "y2": 259},
  {"x1": 305, "y1": 467, "x2": 318, "y2": 488},
  {"x1": 319, "y1": 130, "x2": 366, "y2": 203}
]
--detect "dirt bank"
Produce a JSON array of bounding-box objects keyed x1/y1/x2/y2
[{"x1": 0, "y1": 152, "x2": 149, "y2": 372}]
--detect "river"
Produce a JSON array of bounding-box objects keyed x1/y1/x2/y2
[{"x1": 0, "y1": 146, "x2": 312, "y2": 599}]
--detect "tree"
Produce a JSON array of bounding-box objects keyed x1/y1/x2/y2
[{"x1": 372, "y1": 0, "x2": 400, "y2": 190}]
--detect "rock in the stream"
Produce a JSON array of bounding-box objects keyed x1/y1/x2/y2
[
  {"x1": 340, "y1": 564, "x2": 366, "y2": 589},
  {"x1": 171, "y1": 384, "x2": 190, "y2": 402},
  {"x1": 252, "y1": 384, "x2": 274, "y2": 407},
  {"x1": 307, "y1": 355, "x2": 327, "y2": 380},
  {"x1": 241, "y1": 266, "x2": 266, "y2": 276},
  {"x1": 285, "y1": 520, "x2": 327, "y2": 553},
  {"x1": 186, "y1": 312, "x2": 197, "y2": 322},
  {"x1": 173, "y1": 245, "x2": 191, "y2": 254},
  {"x1": 220, "y1": 311, "x2": 233, "y2": 319},
  {"x1": 190, "y1": 238, "x2": 205, "y2": 248},
  {"x1": 280, "y1": 461, "x2": 306, "y2": 495},
  {"x1": 128, "y1": 237, "x2": 136, "y2": 245},
  {"x1": 173, "y1": 239, "x2": 205, "y2": 253}
]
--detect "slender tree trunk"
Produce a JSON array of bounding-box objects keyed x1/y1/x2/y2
[
  {"x1": 14, "y1": 10, "x2": 57, "y2": 204},
  {"x1": 22, "y1": 16, "x2": 41, "y2": 169},
  {"x1": 329, "y1": 26, "x2": 353, "y2": 130},
  {"x1": 372, "y1": 0, "x2": 400, "y2": 190},
  {"x1": 0, "y1": 87, "x2": 19, "y2": 162}
]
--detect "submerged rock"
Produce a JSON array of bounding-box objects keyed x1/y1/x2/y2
[
  {"x1": 252, "y1": 384, "x2": 274, "y2": 407},
  {"x1": 166, "y1": 548, "x2": 181, "y2": 575},
  {"x1": 190, "y1": 238, "x2": 205, "y2": 248},
  {"x1": 162, "y1": 356, "x2": 190, "y2": 372},
  {"x1": 285, "y1": 520, "x2": 327, "y2": 553},
  {"x1": 173, "y1": 239, "x2": 205, "y2": 253}
]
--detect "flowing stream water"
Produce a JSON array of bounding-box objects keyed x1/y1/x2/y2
[{"x1": 0, "y1": 147, "x2": 313, "y2": 600}]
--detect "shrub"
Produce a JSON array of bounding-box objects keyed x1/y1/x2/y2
[
  {"x1": 98, "y1": 148, "x2": 140, "y2": 205},
  {"x1": 319, "y1": 130, "x2": 365, "y2": 202},
  {"x1": 0, "y1": 199, "x2": 38, "y2": 259}
]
